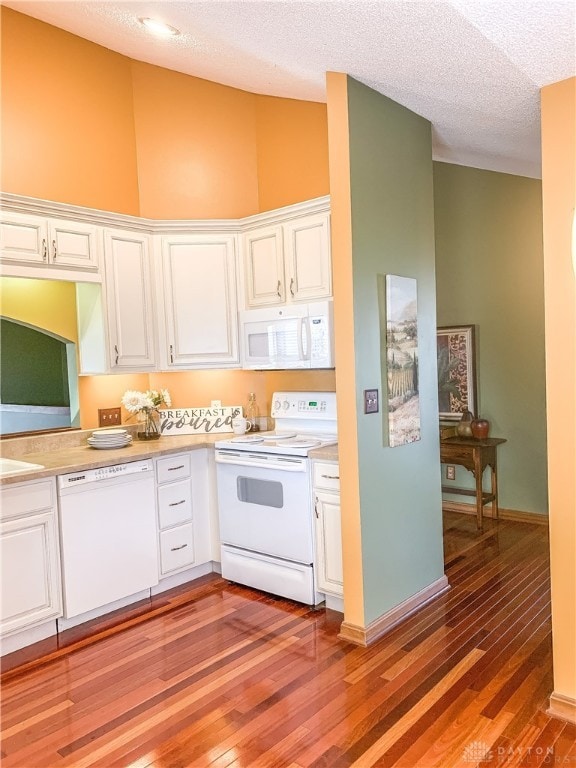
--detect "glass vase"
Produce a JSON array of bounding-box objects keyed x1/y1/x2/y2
[{"x1": 137, "y1": 409, "x2": 161, "y2": 440}]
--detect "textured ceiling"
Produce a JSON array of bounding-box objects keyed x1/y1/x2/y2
[{"x1": 4, "y1": 0, "x2": 575, "y2": 178}]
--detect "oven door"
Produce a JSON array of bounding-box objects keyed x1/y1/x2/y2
[{"x1": 215, "y1": 450, "x2": 313, "y2": 564}]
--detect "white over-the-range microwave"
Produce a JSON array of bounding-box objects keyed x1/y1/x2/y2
[{"x1": 240, "y1": 299, "x2": 334, "y2": 369}]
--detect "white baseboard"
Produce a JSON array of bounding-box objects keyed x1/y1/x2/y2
[
  {"x1": 151, "y1": 561, "x2": 214, "y2": 595},
  {"x1": 547, "y1": 692, "x2": 576, "y2": 724},
  {"x1": 339, "y1": 575, "x2": 450, "y2": 646},
  {"x1": 1, "y1": 620, "x2": 58, "y2": 656}
]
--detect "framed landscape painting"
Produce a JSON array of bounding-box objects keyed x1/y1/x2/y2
[
  {"x1": 436, "y1": 325, "x2": 477, "y2": 420},
  {"x1": 382, "y1": 274, "x2": 421, "y2": 447}
]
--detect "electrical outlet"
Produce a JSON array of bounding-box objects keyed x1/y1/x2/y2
[
  {"x1": 364, "y1": 389, "x2": 379, "y2": 414},
  {"x1": 98, "y1": 407, "x2": 121, "y2": 427},
  {"x1": 446, "y1": 465, "x2": 456, "y2": 481}
]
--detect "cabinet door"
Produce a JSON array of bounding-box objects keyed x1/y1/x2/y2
[
  {"x1": 104, "y1": 229, "x2": 157, "y2": 370},
  {"x1": 283, "y1": 212, "x2": 332, "y2": 302},
  {"x1": 0, "y1": 511, "x2": 62, "y2": 635},
  {"x1": 161, "y1": 234, "x2": 239, "y2": 367},
  {"x1": 314, "y1": 489, "x2": 343, "y2": 596},
  {"x1": 0, "y1": 211, "x2": 48, "y2": 264},
  {"x1": 48, "y1": 219, "x2": 99, "y2": 271},
  {"x1": 243, "y1": 226, "x2": 285, "y2": 306}
]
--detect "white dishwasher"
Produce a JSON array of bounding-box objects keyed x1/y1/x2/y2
[{"x1": 57, "y1": 459, "x2": 158, "y2": 622}]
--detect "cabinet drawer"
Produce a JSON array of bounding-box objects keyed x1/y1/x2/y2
[
  {"x1": 160, "y1": 524, "x2": 195, "y2": 575},
  {"x1": 156, "y1": 453, "x2": 191, "y2": 484},
  {"x1": 158, "y1": 479, "x2": 192, "y2": 529},
  {"x1": 313, "y1": 462, "x2": 340, "y2": 492},
  {"x1": 1, "y1": 479, "x2": 55, "y2": 520}
]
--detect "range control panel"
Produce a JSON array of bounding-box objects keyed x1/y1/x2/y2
[{"x1": 270, "y1": 391, "x2": 337, "y2": 419}]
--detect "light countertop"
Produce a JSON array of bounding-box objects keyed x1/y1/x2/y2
[{"x1": 1, "y1": 432, "x2": 339, "y2": 485}]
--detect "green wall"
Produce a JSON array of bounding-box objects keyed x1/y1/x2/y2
[
  {"x1": 433, "y1": 163, "x2": 547, "y2": 515},
  {"x1": 347, "y1": 78, "x2": 445, "y2": 625}
]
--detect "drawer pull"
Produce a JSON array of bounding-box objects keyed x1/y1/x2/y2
[
  {"x1": 167, "y1": 465, "x2": 185, "y2": 471},
  {"x1": 170, "y1": 543, "x2": 188, "y2": 551},
  {"x1": 276, "y1": 280, "x2": 282, "y2": 298},
  {"x1": 168, "y1": 500, "x2": 186, "y2": 507},
  {"x1": 321, "y1": 474, "x2": 340, "y2": 480}
]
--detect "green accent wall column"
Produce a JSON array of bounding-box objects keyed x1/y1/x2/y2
[
  {"x1": 346, "y1": 78, "x2": 445, "y2": 626},
  {"x1": 434, "y1": 163, "x2": 547, "y2": 515}
]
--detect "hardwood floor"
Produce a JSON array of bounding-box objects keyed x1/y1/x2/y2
[{"x1": 1, "y1": 512, "x2": 574, "y2": 767}]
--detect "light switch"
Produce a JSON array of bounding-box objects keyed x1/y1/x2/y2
[{"x1": 364, "y1": 389, "x2": 379, "y2": 414}]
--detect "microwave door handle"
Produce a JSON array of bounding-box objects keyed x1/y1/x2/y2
[{"x1": 299, "y1": 317, "x2": 312, "y2": 361}]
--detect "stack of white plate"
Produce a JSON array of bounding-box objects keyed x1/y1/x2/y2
[{"x1": 87, "y1": 428, "x2": 132, "y2": 450}]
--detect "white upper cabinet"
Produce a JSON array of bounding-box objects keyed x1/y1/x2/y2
[
  {"x1": 0, "y1": 211, "x2": 99, "y2": 273},
  {"x1": 283, "y1": 212, "x2": 332, "y2": 302},
  {"x1": 103, "y1": 229, "x2": 157, "y2": 371},
  {"x1": 160, "y1": 233, "x2": 239, "y2": 368},
  {"x1": 242, "y1": 209, "x2": 331, "y2": 308},
  {"x1": 242, "y1": 225, "x2": 286, "y2": 306}
]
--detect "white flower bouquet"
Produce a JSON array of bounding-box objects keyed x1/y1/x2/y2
[{"x1": 121, "y1": 389, "x2": 171, "y2": 439}]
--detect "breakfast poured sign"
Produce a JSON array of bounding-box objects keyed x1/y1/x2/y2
[{"x1": 159, "y1": 403, "x2": 242, "y2": 435}]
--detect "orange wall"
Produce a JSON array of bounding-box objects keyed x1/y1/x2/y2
[
  {"x1": 0, "y1": 8, "x2": 140, "y2": 215},
  {"x1": 1, "y1": 8, "x2": 332, "y2": 426},
  {"x1": 131, "y1": 62, "x2": 260, "y2": 219},
  {"x1": 540, "y1": 76, "x2": 576, "y2": 719},
  {"x1": 325, "y1": 72, "x2": 364, "y2": 625},
  {"x1": 255, "y1": 96, "x2": 330, "y2": 211}
]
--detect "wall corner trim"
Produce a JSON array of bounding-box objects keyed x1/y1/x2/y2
[
  {"x1": 338, "y1": 575, "x2": 450, "y2": 647},
  {"x1": 547, "y1": 692, "x2": 576, "y2": 725}
]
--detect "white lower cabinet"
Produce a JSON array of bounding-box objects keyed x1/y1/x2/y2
[
  {"x1": 313, "y1": 461, "x2": 343, "y2": 605},
  {"x1": 155, "y1": 450, "x2": 212, "y2": 582},
  {"x1": 0, "y1": 478, "x2": 62, "y2": 651}
]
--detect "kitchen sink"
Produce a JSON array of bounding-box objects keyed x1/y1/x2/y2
[{"x1": 0, "y1": 457, "x2": 45, "y2": 477}]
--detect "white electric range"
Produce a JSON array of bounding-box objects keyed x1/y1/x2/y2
[{"x1": 214, "y1": 391, "x2": 337, "y2": 605}]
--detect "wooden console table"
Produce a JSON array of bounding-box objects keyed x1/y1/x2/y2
[{"x1": 440, "y1": 436, "x2": 507, "y2": 531}]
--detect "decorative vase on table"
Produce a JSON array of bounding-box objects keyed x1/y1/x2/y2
[
  {"x1": 456, "y1": 409, "x2": 474, "y2": 438},
  {"x1": 138, "y1": 408, "x2": 161, "y2": 440},
  {"x1": 471, "y1": 417, "x2": 490, "y2": 439}
]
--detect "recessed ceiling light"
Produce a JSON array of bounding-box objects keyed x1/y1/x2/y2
[{"x1": 139, "y1": 17, "x2": 180, "y2": 37}]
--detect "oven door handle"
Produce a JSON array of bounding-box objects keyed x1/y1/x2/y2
[{"x1": 215, "y1": 451, "x2": 307, "y2": 472}]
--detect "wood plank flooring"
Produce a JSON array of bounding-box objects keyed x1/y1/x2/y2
[{"x1": 2, "y1": 511, "x2": 574, "y2": 767}]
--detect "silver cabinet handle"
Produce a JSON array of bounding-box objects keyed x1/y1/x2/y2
[
  {"x1": 290, "y1": 277, "x2": 295, "y2": 296},
  {"x1": 114, "y1": 345, "x2": 119, "y2": 365},
  {"x1": 169, "y1": 344, "x2": 174, "y2": 363},
  {"x1": 168, "y1": 500, "x2": 186, "y2": 507},
  {"x1": 276, "y1": 280, "x2": 282, "y2": 298},
  {"x1": 42, "y1": 239, "x2": 48, "y2": 261},
  {"x1": 168, "y1": 465, "x2": 185, "y2": 471},
  {"x1": 314, "y1": 496, "x2": 319, "y2": 518},
  {"x1": 321, "y1": 474, "x2": 340, "y2": 480},
  {"x1": 170, "y1": 543, "x2": 188, "y2": 551},
  {"x1": 52, "y1": 239, "x2": 57, "y2": 260}
]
